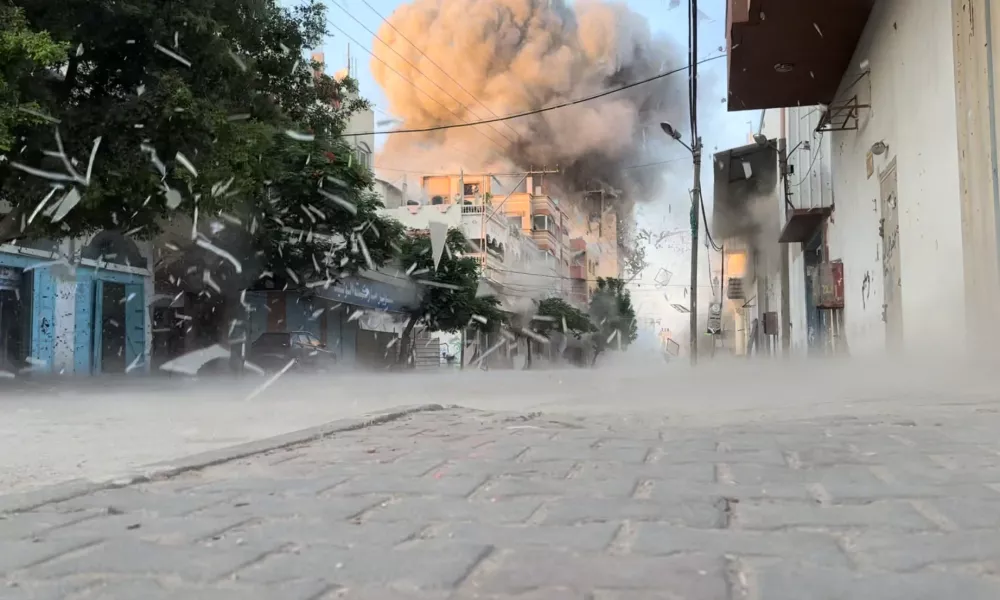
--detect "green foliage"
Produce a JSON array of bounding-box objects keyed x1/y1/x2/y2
[
  {"x1": 535, "y1": 297, "x2": 594, "y2": 339},
  {"x1": 0, "y1": 0, "x2": 395, "y2": 293},
  {"x1": 0, "y1": 4, "x2": 68, "y2": 152},
  {"x1": 589, "y1": 277, "x2": 638, "y2": 352},
  {"x1": 397, "y1": 227, "x2": 505, "y2": 334}
]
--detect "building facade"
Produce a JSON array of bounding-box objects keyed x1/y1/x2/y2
[
  {"x1": 724, "y1": 0, "x2": 977, "y2": 358},
  {"x1": 0, "y1": 233, "x2": 153, "y2": 376}
]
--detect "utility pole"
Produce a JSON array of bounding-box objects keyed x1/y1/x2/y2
[
  {"x1": 687, "y1": 0, "x2": 701, "y2": 366},
  {"x1": 689, "y1": 143, "x2": 701, "y2": 366}
]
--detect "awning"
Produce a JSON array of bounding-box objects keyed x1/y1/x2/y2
[
  {"x1": 779, "y1": 207, "x2": 833, "y2": 243},
  {"x1": 727, "y1": 0, "x2": 875, "y2": 111}
]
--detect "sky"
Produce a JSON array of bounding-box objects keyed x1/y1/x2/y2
[{"x1": 310, "y1": 0, "x2": 761, "y2": 337}]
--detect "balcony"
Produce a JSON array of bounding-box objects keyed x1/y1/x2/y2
[
  {"x1": 530, "y1": 194, "x2": 560, "y2": 218},
  {"x1": 726, "y1": 0, "x2": 875, "y2": 110},
  {"x1": 531, "y1": 229, "x2": 558, "y2": 253}
]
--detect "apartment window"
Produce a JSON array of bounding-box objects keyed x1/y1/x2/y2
[
  {"x1": 463, "y1": 183, "x2": 480, "y2": 197},
  {"x1": 355, "y1": 142, "x2": 372, "y2": 170},
  {"x1": 532, "y1": 214, "x2": 554, "y2": 232}
]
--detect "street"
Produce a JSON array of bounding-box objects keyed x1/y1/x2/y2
[{"x1": 3, "y1": 359, "x2": 1000, "y2": 599}]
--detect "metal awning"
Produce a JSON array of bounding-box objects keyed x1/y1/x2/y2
[
  {"x1": 727, "y1": 0, "x2": 875, "y2": 110},
  {"x1": 779, "y1": 207, "x2": 833, "y2": 243}
]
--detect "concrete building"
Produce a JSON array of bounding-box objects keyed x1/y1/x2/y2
[
  {"x1": 724, "y1": 0, "x2": 977, "y2": 357},
  {"x1": 0, "y1": 233, "x2": 153, "y2": 376}
]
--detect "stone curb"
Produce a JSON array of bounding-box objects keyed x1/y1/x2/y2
[{"x1": 0, "y1": 403, "x2": 444, "y2": 514}]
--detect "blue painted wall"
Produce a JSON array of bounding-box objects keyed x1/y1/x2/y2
[{"x1": 30, "y1": 269, "x2": 56, "y2": 371}]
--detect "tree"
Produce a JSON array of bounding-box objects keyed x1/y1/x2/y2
[
  {"x1": 535, "y1": 297, "x2": 595, "y2": 339},
  {"x1": 589, "y1": 277, "x2": 638, "y2": 363},
  {"x1": 394, "y1": 227, "x2": 506, "y2": 366},
  {"x1": 0, "y1": 4, "x2": 68, "y2": 152},
  {"x1": 2, "y1": 0, "x2": 392, "y2": 282}
]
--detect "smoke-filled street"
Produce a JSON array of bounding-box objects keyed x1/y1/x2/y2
[
  {"x1": 4, "y1": 0, "x2": 1000, "y2": 595},
  {"x1": 4, "y1": 373, "x2": 1000, "y2": 599}
]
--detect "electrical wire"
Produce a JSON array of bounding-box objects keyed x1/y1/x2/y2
[
  {"x1": 347, "y1": 54, "x2": 725, "y2": 137},
  {"x1": 324, "y1": 22, "x2": 509, "y2": 153},
  {"x1": 357, "y1": 0, "x2": 525, "y2": 145},
  {"x1": 697, "y1": 188, "x2": 723, "y2": 252},
  {"x1": 329, "y1": 3, "x2": 517, "y2": 147},
  {"x1": 788, "y1": 134, "x2": 824, "y2": 187},
  {"x1": 373, "y1": 154, "x2": 692, "y2": 176}
]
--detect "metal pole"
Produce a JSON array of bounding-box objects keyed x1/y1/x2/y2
[{"x1": 689, "y1": 138, "x2": 702, "y2": 366}]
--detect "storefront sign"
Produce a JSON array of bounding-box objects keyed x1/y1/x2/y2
[{"x1": 316, "y1": 274, "x2": 417, "y2": 313}]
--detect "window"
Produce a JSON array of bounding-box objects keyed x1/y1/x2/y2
[
  {"x1": 356, "y1": 142, "x2": 372, "y2": 170},
  {"x1": 463, "y1": 183, "x2": 480, "y2": 197},
  {"x1": 532, "y1": 215, "x2": 553, "y2": 232}
]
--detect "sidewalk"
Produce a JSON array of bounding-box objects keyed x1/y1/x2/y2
[{"x1": 3, "y1": 406, "x2": 1000, "y2": 599}]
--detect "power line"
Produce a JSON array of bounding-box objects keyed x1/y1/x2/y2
[
  {"x1": 348, "y1": 54, "x2": 725, "y2": 137},
  {"x1": 329, "y1": 3, "x2": 517, "y2": 147},
  {"x1": 324, "y1": 22, "x2": 509, "y2": 152},
  {"x1": 373, "y1": 154, "x2": 691, "y2": 176},
  {"x1": 356, "y1": 0, "x2": 525, "y2": 145}
]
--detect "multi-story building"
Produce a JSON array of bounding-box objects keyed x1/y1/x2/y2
[{"x1": 378, "y1": 172, "x2": 567, "y2": 306}]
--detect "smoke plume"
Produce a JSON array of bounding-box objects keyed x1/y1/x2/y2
[{"x1": 371, "y1": 0, "x2": 693, "y2": 205}]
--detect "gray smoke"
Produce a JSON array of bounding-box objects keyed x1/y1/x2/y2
[{"x1": 371, "y1": 0, "x2": 694, "y2": 205}]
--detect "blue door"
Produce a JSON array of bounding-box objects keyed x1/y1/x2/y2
[
  {"x1": 30, "y1": 269, "x2": 56, "y2": 371},
  {"x1": 91, "y1": 279, "x2": 104, "y2": 374},
  {"x1": 124, "y1": 282, "x2": 145, "y2": 372}
]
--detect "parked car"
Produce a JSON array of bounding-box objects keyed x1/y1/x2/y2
[{"x1": 248, "y1": 331, "x2": 337, "y2": 373}]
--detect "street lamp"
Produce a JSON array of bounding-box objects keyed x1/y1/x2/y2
[{"x1": 660, "y1": 121, "x2": 702, "y2": 366}]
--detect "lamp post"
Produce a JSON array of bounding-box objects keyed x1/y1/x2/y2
[{"x1": 661, "y1": 121, "x2": 702, "y2": 366}]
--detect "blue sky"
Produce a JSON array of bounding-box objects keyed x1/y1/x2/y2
[{"x1": 306, "y1": 0, "x2": 759, "y2": 330}]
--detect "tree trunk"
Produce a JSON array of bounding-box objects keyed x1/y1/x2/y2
[{"x1": 395, "y1": 314, "x2": 418, "y2": 367}]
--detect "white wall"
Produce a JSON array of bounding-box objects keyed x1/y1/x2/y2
[{"x1": 825, "y1": 0, "x2": 964, "y2": 356}]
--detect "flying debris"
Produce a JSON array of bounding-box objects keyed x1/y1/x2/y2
[
  {"x1": 154, "y1": 43, "x2": 192, "y2": 67},
  {"x1": 284, "y1": 130, "x2": 315, "y2": 142}
]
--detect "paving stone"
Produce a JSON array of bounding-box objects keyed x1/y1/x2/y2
[
  {"x1": 752, "y1": 564, "x2": 1000, "y2": 600},
  {"x1": 180, "y1": 475, "x2": 349, "y2": 496},
  {"x1": 521, "y1": 444, "x2": 649, "y2": 464},
  {"x1": 436, "y1": 460, "x2": 577, "y2": 479},
  {"x1": 0, "y1": 512, "x2": 97, "y2": 541},
  {"x1": 649, "y1": 482, "x2": 814, "y2": 502},
  {"x1": 479, "y1": 476, "x2": 640, "y2": 498},
  {"x1": 237, "y1": 540, "x2": 490, "y2": 589},
  {"x1": 724, "y1": 464, "x2": 885, "y2": 487},
  {"x1": 0, "y1": 539, "x2": 98, "y2": 575},
  {"x1": 362, "y1": 497, "x2": 541, "y2": 524},
  {"x1": 468, "y1": 549, "x2": 727, "y2": 598},
  {"x1": 437, "y1": 522, "x2": 619, "y2": 551},
  {"x1": 192, "y1": 494, "x2": 385, "y2": 521},
  {"x1": 734, "y1": 500, "x2": 936, "y2": 531},
  {"x1": 27, "y1": 540, "x2": 276, "y2": 582},
  {"x1": 39, "y1": 514, "x2": 249, "y2": 545},
  {"x1": 0, "y1": 580, "x2": 88, "y2": 600},
  {"x1": 206, "y1": 519, "x2": 420, "y2": 550},
  {"x1": 331, "y1": 474, "x2": 485, "y2": 497},
  {"x1": 847, "y1": 530, "x2": 1000, "y2": 571},
  {"x1": 920, "y1": 498, "x2": 1000, "y2": 529},
  {"x1": 575, "y1": 462, "x2": 717, "y2": 483},
  {"x1": 40, "y1": 487, "x2": 229, "y2": 518},
  {"x1": 632, "y1": 524, "x2": 848, "y2": 566},
  {"x1": 821, "y1": 482, "x2": 1000, "y2": 503},
  {"x1": 67, "y1": 579, "x2": 332, "y2": 600},
  {"x1": 542, "y1": 498, "x2": 723, "y2": 528}
]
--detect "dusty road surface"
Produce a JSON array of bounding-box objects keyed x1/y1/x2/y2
[
  {"x1": 3, "y1": 355, "x2": 1000, "y2": 495},
  {"x1": 4, "y1": 399, "x2": 1000, "y2": 599}
]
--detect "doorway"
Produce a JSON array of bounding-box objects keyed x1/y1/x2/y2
[
  {"x1": 95, "y1": 281, "x2": 127, "y2": 374},
  {"x1": 879, "y1": 158, "x2": 903, "y2": 351},
  {"x1": 0, "y1": 268, "x2": 30, "y2": 372}
]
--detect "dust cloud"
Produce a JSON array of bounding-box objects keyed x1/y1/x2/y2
[{"x1": 370, "y1": 0, "x2": 693, "y2": 206}]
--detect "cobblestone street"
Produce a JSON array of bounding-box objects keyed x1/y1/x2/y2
[{"x1": 4, "y1": 404, "x2": 1000, "y2": 599}]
